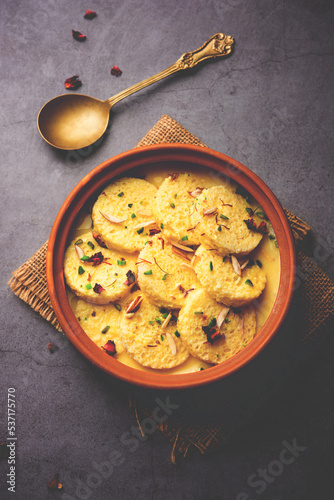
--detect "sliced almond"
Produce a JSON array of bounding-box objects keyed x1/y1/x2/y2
[
  {"x1": 133, "y1": 220, "x2": 158, "y2": 230},
  {"x1": 239, "y1": 317, "x2": 245, "y2": 335},
  {"x1": 166, "y1": 332, "x2": 177, "y2": 356},
  {"x1": 125, "y1": 295, "x2": 143, "y2": 314},
  {"x1": 217, "y1": 306, "x2": 230, "y2": 329},
  {"x1": 180, "y1": 263, "x2": 193, "y2": 270},
  {"x1": 170, "y1": 241, "x2": 195, "y2": 252},
  {"x1": 172, "y1": 247, "x2": 191, "y2": 261},
  {"x1": 161, "y1": 312, "x2": 172, "y2": 330},
  {"x1": 240, "y1": 259, "x2": 249, "y2": 270},
  {"x1": 75, "y1": 245, "x2": 84, "y2": 259},
  {"x1": 203, "y1": 207, "x2": 217, "y2": 216},
  {"x1": 99, "y1": 210, "x2": 126, "y2": 223},
  {"x1": 136, "y1": 209, "x2": 153, "y2": 217},
  {"x1": 231, "y1": 255, "x2": 241, "y2": 276},
  {"x1": 188, "y1": 187, "x2": 204, "y2": 198}
]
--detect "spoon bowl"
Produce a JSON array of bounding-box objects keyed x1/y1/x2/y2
[
  {"x1": 37, "y1": 33, "x2": 234, "y2": 150},
  {"x1": 38, "y1": 94, "x2": 111, "y2": 150}
]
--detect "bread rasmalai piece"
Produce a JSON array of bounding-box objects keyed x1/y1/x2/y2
[
  {"x1": 91, "y1": 177, "x2": 158, "y2": 253},
  {"x1": 137, "y1": 234, "x2": 202, "y2": 309},
  {"x1": 120, "y1": 294, "x2": 189, "y2": 369},
  {"x1": 193, "y1": 245, "x2": 266, "y2": 307},
  {"x1": 152, "y1": 172, "x2": 210, "y2": 245},
  {"x1": 177, "y1": 288, "x2": 256, "y2": 364},
  {"x1": 191, "y1": 185, "x2": 263, "y2": 254},
  {"x1": 71, "y1": 297, "x2": 125, "y2": 354},
  {"x1": 63, "y1": 232, "x2": 137, "y2": 305}
]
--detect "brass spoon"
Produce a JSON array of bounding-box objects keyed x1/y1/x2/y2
[{"x1": 37, "y1": 33, "x2": 234, "y2": 150}]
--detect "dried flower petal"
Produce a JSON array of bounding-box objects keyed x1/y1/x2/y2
[
  {"x1": 65, "y1": 75, "x2": 82, "y2": 90},
  {"x1": 84, "y1": 9, "x2": 97, "y2": 19},
  {"x1": 86, "y1": 252, "x2": 104, "y2": 266},
  {"x1": 101, "y1": 340, "x2": 117, "y2": 356},
  {"x1": 99, "y1": 210, "x2": 126, "y2": 223},
  {"x1": 168, "y1": 173, "x2": 179, "y2": 181},
  {"x1": 46, "y1": 473, "x2": 63, "y2": 490},
  {"x1": 202, "y1": 319, "x2": 224, "y2": 344},
  {"x1": 257, "y1": 221, "x2": 268, "y2": 235},
  {"x1": 92, "y1": 231, "x2": 107, "y2": 248},
  {"x1": 47, "y1": 343, "x2": 59, "y2": 354},
  {"x1": 110, "y1": 65, "x2": 122, "y2": 76},
  {"x1": 72, "y1": 30, "x2": 86, "y2": 41},
  {"x1": 244, "y1": 218, "x2": 258, "y2": 232},
  {"x1": 93, "y1": 283, "x2": 105, "y2": 294},
  {"x1": 124, "y1": 270, "x2": 136, "y2": 286},
  {"x1": 166, "y1": 332, "x2": 177, "y2": 356}
]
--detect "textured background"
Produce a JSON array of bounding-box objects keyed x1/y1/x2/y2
[{"x1": 1, "y1": 0, "x2": 333, "y2": 499}]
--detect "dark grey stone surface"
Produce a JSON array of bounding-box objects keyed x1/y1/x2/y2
[{"x1": 1, "y1": 0, "x2": 333, "y2": 499}]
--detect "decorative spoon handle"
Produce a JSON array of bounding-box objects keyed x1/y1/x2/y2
[{"x1": 107, "y1": 33, "x2": 234, "y2": 107}]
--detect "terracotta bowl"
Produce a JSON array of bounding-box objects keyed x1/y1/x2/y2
[{"x1": 47, "y1": 144, "x2": 296, "y2": 389}]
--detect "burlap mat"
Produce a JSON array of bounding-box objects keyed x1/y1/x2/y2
[{"x1": 8, "y1": 115, "x2": 334, "y2": 461}]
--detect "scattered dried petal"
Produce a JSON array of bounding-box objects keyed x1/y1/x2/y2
[
  {"x1": 257, "y1": 221, "x2": 268, "y2": 235},
  {"x1": 149, "y1": 228, "x2": 161, "y2": 236},
  {"x1": 110, "y1": 65, "x2": 122, "y2": 76},
  {"x1": 86, "y1": 252, "x2": 104, "y2": 266},
  {"x1": 124, "y1": 270, "x2": 136, "y2": 286},
  {"x1": 92, "y1": 231, "x2": 107, "y2": 248},
  {"x1": 166, "y1": 332, "x2": 177, "y2": 356},
  {"x1": 46, "y1": 473, "x2": 63, "y2": 490},
  {"x1": 93, "y1": 283, "x2": 105, "y2": 294},
  {"x1": 64, "y1": 75, "x2": 82, "y2": 90},
  {"x1": 101, "y1": 340, "x2": 117, "y2": 356},
  {"x1": 244, "y1": 218, "x2": 258, "y2": 232},
  {"x1": 84, "y1": 9, "x2": 97, "y2": 19},
  {"x1": 99, "y1": 210, "x2": 126, "y2": 223},
  {"x1": 231, "y1": 255, "x2": 241, "y2": 276},
  {"x1": 48, "y1": 343, "x2": 59, "y2": 354},
  {"x1": 72, "y1": 30, "x2": 86, "y2": 41},
  {"x1": 168, "y1": 172, "x2": 179, "y2": 181}
]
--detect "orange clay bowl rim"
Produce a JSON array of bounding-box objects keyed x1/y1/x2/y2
[{"x1": 47, "y1": 144, "x2": 296, "y2": 390}]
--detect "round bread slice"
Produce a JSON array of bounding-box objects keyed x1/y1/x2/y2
[
  {"x1": 120, "y1": 294, "x2": 189, "y2": 369},
  {"x1": 64, "y1": 232, "x2": 137, "y2": 305},
  {"x1": 91, "y1": 177, "x2": 158, "y2": 253},
  {"x1": 193, "y1": 245, "x2": 266, "y2": 307},
  {"x1": 177, "y1": 288, "x2": 257, "y2": 364},
  {"x1": 71, "y1": 297, "x2": 125, "y2": 354},
  {"x1": 191, "y1": 185, "x2": 264, "y2": 254},
  {"x1": 137, "y1": 234, "x2": 202, "y2": 309},
  {"x1": 151, "y1": 172, "x2": 210, "y2": 245}
]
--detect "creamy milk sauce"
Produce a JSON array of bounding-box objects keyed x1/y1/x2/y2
[{"x1": 67, "y1": 166, "x2": 280, "y2": 374}]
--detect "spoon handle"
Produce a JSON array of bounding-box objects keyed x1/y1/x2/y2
[{"x1": 107, "y1": 33, "x2": 234, "y2": 107}]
